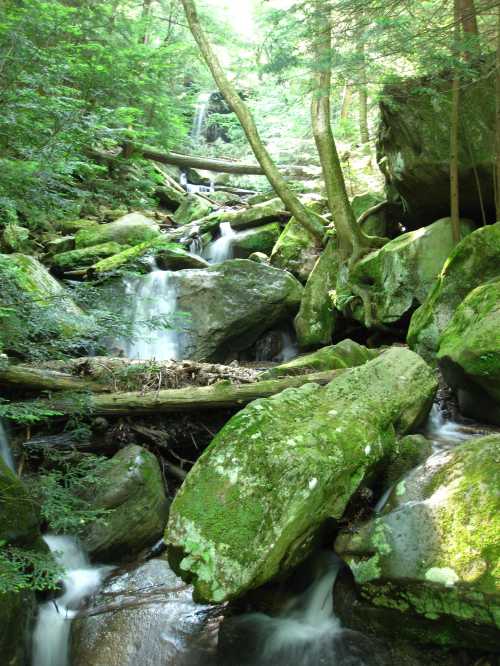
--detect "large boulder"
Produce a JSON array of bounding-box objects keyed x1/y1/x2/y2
[
  {"x1": 231, "y1": 223, "x2": 281, "y2": 259},
  {"x1": 200, "y1": 198, "x2": 290, "y2": 232},
  {"x1": 408, "y1": 222, "x2": 500, "y2": 363},
  {"x1": 351, "y1": 192, "x2": 389, "y2": 237},
  {"x1": 377, "y1": 73, "x2": 495, "y2": 226},
  {"x1": 173, "y1": 194, "x2": 215, "y2": 226},
  {"x1": 270, "y1": 215, "x2": 323, "y2": 283},
  {"x1": 259, "y1": 339, "x2": 379, "y2": 379},
  {"x1": 0, "y1": 253, "x2": 91, "y2": 354},
  {"x1": 166, "y1": 347, "x2": 437, "y2": 602},
  {"x1": 51, "y1": 242, "x2": 126, "y2": 272},
  {"x1": 75, "y1": 213, "x2": 161, "y2": 248},
  {"x1": 0, "y1": 459, "x2": 46, "y2": 665},
  {"x1": 71, "y1": 557, "x2": 214, "y2": 666},
  {"x1": 294, "y1": 238, "x2": 340, "y2": 348},
  {"x1": 174, "y1": 259, "x2": 304, "y2": 362},
  {"x1": 437, "y1": 280, "x2": 500, "y2": 424},
  {"x1": 80, "y1": 445, "x2": 169, "y2": 562},
  {"x1": 335, "y1": 435, "x2": 500, "y2": 650},
  {"x1": 345, "y1": 218, "x2": 475, "y2": 326}
]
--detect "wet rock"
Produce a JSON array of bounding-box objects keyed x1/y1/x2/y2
[
  {"x1": 231, "y1": 223, "x2": 281, "y2": 259},
  {"x1": 200, "y1": 198, "x2": 290, "y2": 232},
  {"x1": 335, "y1": 434, "x2": 500, "y2": 650},
  {"x1": 80, "y1": 445, "x2": 169, "y2": 562},
  {"x1": 51, "y1": 242, "x2": 126, "y2": 272},
  {"x1": 437, "y1": 279, "x2": 500, "y2": 424},
  {"x1": 166, "y1": 347, "x2": 437, "y2": 602},
  {"x1": 71, "y1": 557, "x2": 218, "y2": 666},
  {"x1": 383, "y1": 434, "x2": 433, "y2": 488},
  {"x1": 248, "y1": 252, "x2": 270, "y2": 264},
  {"x1": 294, "y1": 238, "x2": 340, "y2": 348},
  {"x1": 173, "y1": 194, "x2": 215, "y2": 226},
  {"x1": 408, "y1": 222, "x2": 500, "y2": 363},
  {"x1": 259, "y1": 339, "x2": 378, "y2": 379},
  {"x1": 343, "y1": 217, "x2": 475, "y2": 326},
  {"x1": 174, "y1": 259, "x2": 303, "y2": 362},
  {"x1": 75, "y1": 213, "x2": 161, "y2": 249},
  {"x1": 270, "y1": 216, "x2": 323, "y2": 283}
]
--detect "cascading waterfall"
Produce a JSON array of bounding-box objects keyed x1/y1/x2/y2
[
  {"x1": 276, "y1": 331, "x2": 298, "y2": 362},
  {"x1": 425, "y1": 404, "x2": 471, "y2": 448},
  {"x1": 122, "y1": 265, "x2": 182, "y2": 361},
  {"x1": 32, "y1": 535, "x2": 111, "y2": 666},
  {"x1": 191, "y1": 91, "x2": 211, "y2": 143},
  {"x1": 0, "y1": 419, "x2": 15, "y2": 472},
  {"x1": 205, "y1": 222, "x2": 237, "y2": 263}
]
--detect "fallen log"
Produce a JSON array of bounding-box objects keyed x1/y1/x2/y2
[
  {"x1": 0, "y1": 363, "x2": 110, "y2": 394},
  {"x1": 30, "y1": 369, "x2": 345, "y2": 417}
]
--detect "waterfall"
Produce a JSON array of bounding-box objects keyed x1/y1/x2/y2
[
  {"x1": 205, "y1": 222, "x2": 236, "y2": 263},
  {"x1": 0, "y1": 420, "x2": 15, "y2": 472},
  {"x1": 123, "y1": 267, "x2": 182, "y2": 361},
  {"x1": 276, "y1": 331, "x2": 298, "y2": 362},
  {"x1": 425, "y1": 404, "x2": 471, "y2": 448},
  {"x1": 191, "y1": 92, "x2": 211, "y2": 143},
  {"x1": 32, "y1": 535, "x2": 111, "y2": 666}
]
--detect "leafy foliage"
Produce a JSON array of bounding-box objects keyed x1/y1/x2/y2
[{"x1": 0, "y1": 541, "x2": 63, "y2": 593}]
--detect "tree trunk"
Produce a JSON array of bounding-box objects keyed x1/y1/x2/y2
[
  {"x1": 310, "y1": 2, "x2": 373, "y2": 261},
  {"x1": 340, "y1": 83, "x2": 352, "y2": 121},
  {"x1": 141, "y1": 0, "x2": 153, "y2": 45},
  {"x1": 450, "y1": 0, "x2": 462, "y2": 244},
  {"x1": 0, "y1": 363, "x2": 109, "y2": 393},
  {"x1": 24, "y1": 370, "x2": 344, "y2": 418},
  {"x1": 357, "y1": 42, "x2": 370, "y2": 143},
  {"x1": 496, "y1": 1, "x2": 500, "y2": 221},
  {"x1": 459, "y1": 0, "x2": 480, "y2": 62},
  {"x1": 179, "y1": 0, "x2": 325, "y2": 243}
]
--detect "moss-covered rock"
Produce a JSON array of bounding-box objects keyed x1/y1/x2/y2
[
  {"x1": 294, "y1": 238, "x2": 340, "y2": 348},
  {"x1": 173, "y1": 194, "x2": 215, "y2": 226},
  {"x1": 54, "y1": 218, "x2": 99, "y2": 234},
  {"x1": 231, "y1": 223, "x2": 281, "y2": 259},
  {"x1": 0, "y1": 253, "x2": 91, "y2": 352},
  {"x1": 166, "y1": 347, "x2": 437, "y2": 602},
  {"x1": 378, "y1": 73, "x2": 495, "y2": 226},
  {"x1": 335, "y1": 435, "x2": 500, "y2": 650},
  {"x1": 173, "y1": 259, "x2": 303, "y2": 362},
  {"x1": 351, "y1": 192, "x2": 388, "y2": 237},
  {"x1": 75, "y1": 213, "x2": 160, "y2": 249},
  {"x1": 383, "y1": 434, "x2": 433, "y2": 488},
  {"x1": 199, "y1": 198, "x2": 290, "y2": 232},
  {"x1": 2, "y1": 224, "x2": 31, "y2": 253},
  {"x1": 408, "y1": 222, "x2": 500, "y2": 363},
  {"x1": 80, "y1": 445, "x2": 169, "y2": 562},
  {"x1": 155, "y1": 183, "x2": 185, "y2": 209},
  {"x1": 0, "y1": 458, "x2": 41, "y2": 547},
  {"x1": 248, "y1": 252, "x2": 270, "y2": 264},
  {"x1": 437, "y1": 280, "x2": 500, "y2": 423},
  {"x1": 0, "y1": 589, "x2": 36, "y2": 666},
  {"x1": 51, "y1": 242, "x2": 126, "y2": 271},
  {"x1": 345, "y1": 218, "x2": 474, "y2": 326},
  {"x1": 270, "y1": 210, "x2": 324, "y2": 283},
  {"x1": 92, "y1": 237, "x2": 208, "y2": 275},
  {"x1": 45, "y1": 236, "x2": 76, "y2": 256},
  {"x1": 259, "y1": 339, "x2": 379, "y2": 379}
]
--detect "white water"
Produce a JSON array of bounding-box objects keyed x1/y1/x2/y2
[
  {"x1": 205, "y1": 222, "x2": 236, "y2": 263},
  {"x1": 191, "y1": 92, "x2": 211, "y2": 142},
  {"x1": 276, "y1": 331, "x2": 298, "y2": 362},
  {"x1": 425, "y1": 404, "x2": 471, "y2": 449},
  {"x1": 123, "y1": 267, "x2": 181, "y2": 361},
  {"x1": 0, "y1": 419, "x2": 15, "y2": 472},
  {"x1": 33, "y1": 536, "x2": 111, "y2": 666}
]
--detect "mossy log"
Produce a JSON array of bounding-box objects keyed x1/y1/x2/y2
[
  {"x1": 34, "y1": 370, "x2": 345, "y2": 417},
  {"x1": 0, "y1": 362, "x2": 109, "y2": 393}
]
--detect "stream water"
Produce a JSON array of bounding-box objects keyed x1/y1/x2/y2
[
  {"x1": 32, "y1": 536, "x2": 111, "y2": 666},
  {"x1": 205, "y1": 222, "x2": 236, "y2": 263},
  {"x1": 0, "y1": 419, "x2": 15, "y2": 472}
]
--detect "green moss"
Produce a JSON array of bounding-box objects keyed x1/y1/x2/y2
[
  {"x1": 75, "y1": 213, "x2": 160, "y2": 249},
  {"x1": 51, "y1": 242, "x2": 126, "y2": 270},
  {"x1": 173, "y1": 194, "x2": 214, "y2": 226},
  {"x1": 232, "y1": 223, "x2": 281, "y2": 258}
]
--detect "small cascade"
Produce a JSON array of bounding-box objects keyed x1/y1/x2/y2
[
  {"x1": 180, "y1": 170, "x2": 215, "y2": 195},
  {"x1": 205, "y1": 222, "x2": 236, "y2": 264},
  {"x1": 191, "y1": 91, "x2": 211, "y2": 143},
  {"x1": 425, "y1": 404, "x2": 471, "y2": 449},
  {"x1": 0, "y1": 419, "x2": 15, "y2": 472},
  {"x1": 276, "y1": 331, "x2": 298, "y2": 362},
  {"x1": 32, "y1": 535, "x2": 111, "y2": 666},
  {"x1": 123, "y1": 266, "x2": 182, "y2": 361}
]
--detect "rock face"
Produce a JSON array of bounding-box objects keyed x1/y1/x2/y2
[
  {"x1": 351, "y1": 192, "x2": 388, "y2": 237},
  {"x1": 346, "y1": 218, "x2": 474, "y2": 326},
  {"x1": 294, "y1": 239, "x2": 340, "y2": 348},
  {"x1": 71, "y1": 557, "x2": 215, "y2": 666},
  {"x1": 270, "y1": 217, "x2": 322, "y2": 282},
  {"x1": 259, "y1": 339, "x2": 378, "y2": 379},
  {"x1": 174, "y1": 260, "x2": 304, "y2": 362},
  {"x1": 377, "y1": 74, "x2": 495, "y2": 225},
  {"x1": 80, "y1": 445, "x2": 169, "y2": 562},
  {"x1": 437, "y1": 280, "x2": 500, "y2": 424},
  {"x1": 173, "y1": 194, "x2": 214, "y2": 226},
  {"x1": 335, "y1": 435, "x2": 500, "y2": 650},
  {"x1": 75, "y1": 213, "x2": 160, "y2": 248},
  {"x1": 408, "y1": 222, "x2": 500, "y2": 363},
  {"x1": 0, "y1": 253, "x2": 91, "y2": 353},
  {"x1": 231, "y1": 223, "x2": 281, "y2": 259},
  {"x1": 166, "y1": 347, "x2": 437, "y2": 602},
  {"x1": 0, "y1": 459, "x2": 45, "y2": 665}
]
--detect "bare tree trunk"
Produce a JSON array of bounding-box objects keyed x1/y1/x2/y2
[
  {"x1": 459, "y1": 0, "x2": 479, "y2": 36},
  {"x1": 141, "y1": 0, "x2": 153, "y2": 45},
  {"x1": 310, "y1": 2, "x2": 373, "y2": 261},
  {"x1": 496, "y1": 1, "x2": 500, "y2": 221},
  {"x1": 450, "y1": 0, "x2": 462, "y2": 243},
  {"x1": 340, "y1": 83, "x2": 352, "y2": 121},
  {"x1": 357, "y1": 42, "x2": 370, "y2": 143},
  {"x1": 180, "y1": 0, "x2": 325, "y2": 242}
]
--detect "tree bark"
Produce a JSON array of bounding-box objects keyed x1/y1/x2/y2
[
  {"x1": 450, "y1": 0, "x2": 462, "y2": 244},
  {"x1": 0, "y1": 363, "x2": 109, "y2": 394},
  {"x1": 496, "y1": 1, "x2": 500, "y2": 221},
  {"x1": 310, "y1": 2, "x2": 373, "y2": 262},
  {"x1": 26, "y1": 370, "x2": 344, "y2": 417},
  {"x1": 459, "y1": 0, "x2": 479, "y2": 36},
  {"x1": 179, "y1": 0, "x2": 325, "y2": 243},
  {"x1": 357, "y1": 42, "x2": 370, "y2": 143},
  {"x1": 340, "y1": 83, "x2": 352, "y2": 121}
]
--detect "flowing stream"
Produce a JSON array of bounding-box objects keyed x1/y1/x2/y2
[
  {"x1": 205, "y1": 222, "x2": 236, "y2": 263},
  {"x1": 32, "y1": 536, "x2": 111, "y2": 666},
  {"x1": 122, "y1": 265, "x2": 182, "y2": 361},
  {"x1": 0, "y1": 419, "x2": 15, "y2": 472}
]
